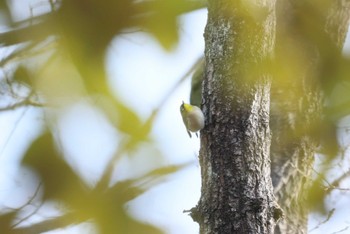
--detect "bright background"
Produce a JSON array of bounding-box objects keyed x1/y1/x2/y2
[{"x1": 0, "y1": 1, "x2": 350, "y2": 233}]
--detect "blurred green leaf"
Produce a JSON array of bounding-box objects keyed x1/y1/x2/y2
[
  {"x1": 134, "y1": 0, "x2": 205, "y2": 50},
  {"x1": 108, "y1": 163, "x2": 187, "y2": 198},
  {"x1": 0, "y1": 1, "x2": 11, "y2": 27},
  {"x1": 0, "y1": 211, "x2": 16, "y2": 234},
  {"x1": 13, "y1": 65, "x2": 32, "y2": 87},
  {"x1": 108, "y1": 181, "x2": 145, "y2": 204},
  {"x1": 97, "y1": 96, "x2": 152, "y2": 143},
  {"x1": 143, "y1": 163, "x2": 188, "y2": 179},
  {"x1": 115, "y1": 100, "x2": 144, "y2": 137},
  {"x1": 306, "y1": 178, "x2": 327, "y2": 214},
  {"x1": 136, "y1": 0, "x2": 186, "y2": 50},
  {"x1": 21, "y1": 131, "x2": 168, "y2": 233},
  {"x1": 311, "y1": 118, "x2": 339, "y2": 159},
  {"x1": 21, "y1": 131, "x2": 86, "y2": 202}
]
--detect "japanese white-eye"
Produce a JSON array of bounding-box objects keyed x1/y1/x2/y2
[{"x1": 180, "y1": 101, "x2": 205, "y2": 138}]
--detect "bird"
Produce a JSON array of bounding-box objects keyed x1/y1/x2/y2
[{"x1": 180, "y1": 101, "x2": 205, "y2": 138}]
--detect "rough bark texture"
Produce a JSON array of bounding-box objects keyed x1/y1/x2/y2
[
  {"x1": 191, "y1": 1, "x2": 278, "y2": 233},
  {"x1": 271, "y1": 1, "x2": 350, "y2": 233}
]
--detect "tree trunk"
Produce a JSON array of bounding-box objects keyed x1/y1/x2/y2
[
  {"x1": 190, "y1": 1, "x2": 279, "y2": 233},
  {"x1": 271, "y1": 1, "x2": 350, "y2": 233},
  {"x1": 190, "y1": 0, "x2": 350, "y2": 233}
]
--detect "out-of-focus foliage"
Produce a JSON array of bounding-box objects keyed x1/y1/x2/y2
[
  {"x1": 16, "y1": 131, "x2": 184, "y2": 234},
  {"x1": 271, "y1": 0, "x2": 350, "y2": 215},
  {"x1": 0, "y1": 0, "x2": 204, "y2": 233}
]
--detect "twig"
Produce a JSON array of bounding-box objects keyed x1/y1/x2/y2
[
  {"x1": 12, "y1": 202, "x2": 43, "y2": 229},
  {"x1": 0, "y1": 20, "x2": 54, "y2": 47},
  {"x1": 311, "y1": 166, "x2": 333, "y2": 187},
  {"x1": 324, "y1": 169, "x2": 350, "y2": 194},
  {"x1": 331, "y1": 226, "x2": 350, "y2": 234},
  {"x1": 0, "y1": 39, "x2": 57, "y2": 69},
  {"x1": 310, "y1": 166, "x2": 350, "y2": 194},
  {"x1": 309, "y1": 208, "x2": 335, "y2": 232},
  {"x1": 16, "y1": 183, "x2": 42, "y2": 211},
  {"x1": 11, "y1": 183, "x2": 43, "y2": 228},
  {"x1": 0, "y1": 99, "x2": 43, "y2": 111},
  {"x1": 94, "y1": 140, "x2": 129, "y2": 191},
  {"x1": 0, "y1": 107, "x2": 29, "y2": 159},
  {"x1": 12, "y1": 212, "x2": 85, "y2": 234},
  {"x1": 0, "y1": 44, "x2": 35, "y2": 68},
  {"x1": 0, "y1": 92, "x2": 43, "y2": 159}
]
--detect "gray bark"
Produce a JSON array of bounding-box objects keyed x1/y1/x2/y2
[
  {"x1": 191, "y1": 1, "x2": 279, "y2": 233},
  {"x1": 190, "y1": 0, "x2": 350, "y2": 234}
]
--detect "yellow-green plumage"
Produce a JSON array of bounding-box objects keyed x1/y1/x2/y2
[{"x1": 180, "y1": 101, "x2": 205, "y2": 138}]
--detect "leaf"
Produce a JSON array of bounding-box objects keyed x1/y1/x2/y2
[
  {"x1": 115, "y1": 100, "x2": 144, "y2": 136},
  {"x1": 97, "y1": 96, "x2": 151, "y2": 142},
  {"x1": 87, "y1": 181, "x2": 163, "y2": 234},
  {"x1": 0, "y1": 1, "x2": 12, "y2": 27},
  {"x1": 13, "y1": 65, "x2": 32, "y2": 86},
  {"x1": 0, "y1": 211, "x2": 16, "y2": 234},
  {"x1": 108, "y1": 180, "x2": 146, "y2": 204},
  {"x1": 21, "y1": 131, "x2": 86, "y2": 202},
  {"x1": 133, "y1": 0, "x2": 206, "y2": 50},
  {"x1": 144, "y1": 164, "x2": 188, "y2": 179},
  {"x1": 311, "y1": 118, "x2": 339, "y2": 159},
  {"x1": 306, "y1": 178, "x2": 327, "y2": 214}
]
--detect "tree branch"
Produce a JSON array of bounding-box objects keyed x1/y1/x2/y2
[
  {"x1": 309, "y1": 208, "x2": 335, "y2": 232},
  {"x1": 12, "y1": 183, "x2": 43, "y2": 228},
  {"x1": 12, "y1": 212, "x2": 86, "y2": 234},
  {"x1": 0, "y1": 98, "x2": 43, "y2": 111}
]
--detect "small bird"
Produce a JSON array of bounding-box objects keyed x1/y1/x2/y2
[{"x1": 180, "y1": 101, "x2": 205, "y2": 138}]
